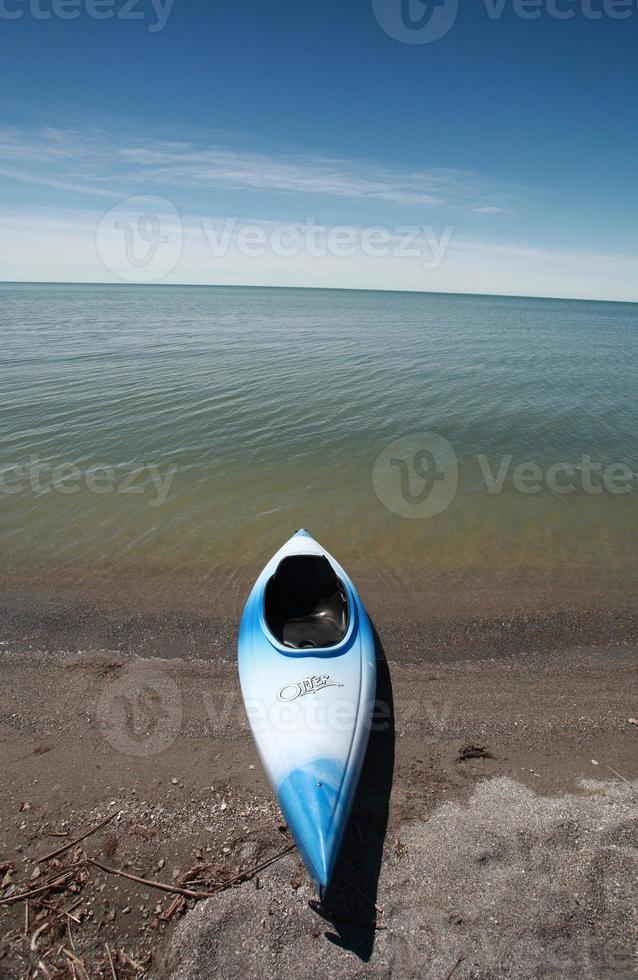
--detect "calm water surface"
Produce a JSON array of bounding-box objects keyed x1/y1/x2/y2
[{"x1": 1, "y1": 283, "x2": 637, "y2": 614}]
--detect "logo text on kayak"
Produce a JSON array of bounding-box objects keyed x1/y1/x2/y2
[{"x1": 277, "y1": 675, "x2": 344, "y2": 703}]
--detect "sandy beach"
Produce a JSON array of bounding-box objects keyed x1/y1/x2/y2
[
  {"x1": 1, "y1": 595, "x2": 637, "y2": 978},
  {"x1": 3, "y1": 0, "x2": 638, "y2": 974}
]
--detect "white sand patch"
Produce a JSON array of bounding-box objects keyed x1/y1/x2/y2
[{"x1": 167, "y1": 777, "x2": 637, "y2": 979}]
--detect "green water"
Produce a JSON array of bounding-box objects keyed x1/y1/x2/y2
[{"x1": 1, "y1": 283, "x2": 637, "y2": 614}]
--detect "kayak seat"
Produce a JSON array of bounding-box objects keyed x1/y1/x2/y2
[{"x1": 265, "y1": 555, "x2": 349, "y2": 649}]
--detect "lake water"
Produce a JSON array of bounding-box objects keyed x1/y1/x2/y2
[{"x1": 1, "y1": 283, "x2": 637, "y2": 619}]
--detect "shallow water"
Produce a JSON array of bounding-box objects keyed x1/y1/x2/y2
[{"x1": 1, "y1": 283, "x2": 637, "y2": 615}]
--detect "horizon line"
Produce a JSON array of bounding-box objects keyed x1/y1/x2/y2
[{"x1": 1, "y1": 279, "x2": 637, "y2": 306}]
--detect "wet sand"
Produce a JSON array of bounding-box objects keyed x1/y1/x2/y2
[
  {"x1": 2, "y1": 571, "x2": 638, "y2": 663},
  {"x1": 1, "y1": 601, "x2": 637, "y2": 978}
]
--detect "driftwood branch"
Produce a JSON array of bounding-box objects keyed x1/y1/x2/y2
[
  {"x1": 37, "y1": 811, "x2": 120, "y2": 863},
  {"x1": 88, "y1": 842, "x2": 296, "y2": 900},
  {"x1": 87, "y1": 860, "x2": 217, "y2": 899}
]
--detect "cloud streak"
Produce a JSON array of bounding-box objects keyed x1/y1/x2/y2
[
  {"x1": 1, "y1": 122, "x2": 636, "y2": 301},
  {"x1": 0, "y1": 125, "x2": 517, "y2": 212}
]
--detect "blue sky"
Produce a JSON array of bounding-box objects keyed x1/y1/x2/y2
[{"x1": 1, "y1": 0, "x2": 637, "y2": 299}]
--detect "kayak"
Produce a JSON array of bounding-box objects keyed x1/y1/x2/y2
[{"x1": 238, "y1": 529, "x2": 376, "y2": 893}]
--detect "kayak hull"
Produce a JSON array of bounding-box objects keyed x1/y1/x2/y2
[{"x1": 238, "y1": 530, "x2": 376, "y2": 890}]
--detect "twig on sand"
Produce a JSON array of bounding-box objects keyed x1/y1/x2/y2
[
  {"x1": 161, "y1": 894, "x2": 186, "y2": 920},
  {"x1": 444, "y1": 954, "x2": 466, "y2": 980},
  {"x1": 606, "y1": 765, "x2": 635, "y2": 787},
  {"x1": 87, "y1": 860, "x2": 218, "y2": 899},
  {"x1": 118, "y1": 949, "x2": 147, "y2": 974},
  {"x1": 23, "y1": 900, "x2": 29, "y2": 937},
  {"x1": 105, "y1": 942, "x2": 118, "y2": 980},
  {"x1": 37, "y1": 811, "x2": 120, "y2": 863},
  {"x1": 0, "y1": 870, "x2": 76, "y2": 906},
  {"x1": 31, "y1": 920, "x2": 53, "y2": 951},
  {"x1": 33, "y1": 898, "x2": 82, "y2": 924},
  {"x1": 88, "y1": 842, "x2": 296, "y2": 900},
  {"x1": 218, "y1": 843, "x2": 296, "y2": 888},
  {"x1": 62, "y1": 947, "x2": 90, "y2": 980}
]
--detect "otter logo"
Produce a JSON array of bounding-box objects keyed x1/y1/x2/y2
[
  {"x1": 277, "y1": 675, "x2": 344, "y2": 703},
  {"x1": 372, "y1": 0, "x2": 459, "y2": 45},
  {"x1": 372, "y1": 432, "x2": 458, "y2": 519}
]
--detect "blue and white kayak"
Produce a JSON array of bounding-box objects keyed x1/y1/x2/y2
[{"x1": 238, "y1": 529, "x2": 377, "y2": 893}]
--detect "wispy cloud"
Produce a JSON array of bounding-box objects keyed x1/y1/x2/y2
[
  {"x1": 471, "y1": 205, "x2": 508, "y2": 214},
  {"x1": 0, "y1": 167, "x2": 122, "y2": 200},
  {"x1": 2, "y1": 122, "x2": 635, "y2": 301},
  {"x1": 0, "y1": 125, "x2": 517, "y2": 212}
]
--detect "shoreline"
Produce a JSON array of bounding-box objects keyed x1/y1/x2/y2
[
  {"x1": 2, "y1": 582, "x2": 638, "y2": 665},
  {"x1": 0, "y1": 567, "x2": 638, "y2": 664},
  {"x1": 1, "y1": 636, "x2": 637, "y2": 977}
]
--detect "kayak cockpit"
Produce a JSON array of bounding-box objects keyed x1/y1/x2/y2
[{"x1": 264, "y1": 554, "x2": 349, "y2": 650}]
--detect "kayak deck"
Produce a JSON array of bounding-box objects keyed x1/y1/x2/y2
[{"x1": 238, "y1": 530, "x2": 377, "y2": 890}]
